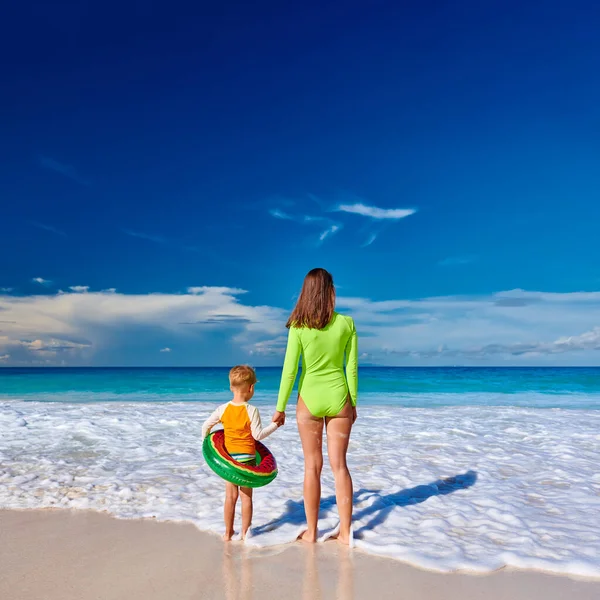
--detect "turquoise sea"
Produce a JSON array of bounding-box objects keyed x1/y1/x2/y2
[{"x1": 1, "y1": 367, "x2": 599, "y2": 409}]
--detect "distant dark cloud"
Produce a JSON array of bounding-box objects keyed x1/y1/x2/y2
[
  {"x1": 30, "y1": 222, "x2": 67, "y2": 237},
  {"x1": 179, "y1": 315, "x2": 253, "y2": 325},
  {"x1": 122, "y1": 229, "x2": 167, "y2": 244},
  {"x1": 39, "y1": 156, "x2": 90, "y2": 186},
  {"x1": 494, "y1": 297, "x2": 541, "y2": 307},
  {"x1": 438, "y1": 256, "x2": 476, "y2": 267}
]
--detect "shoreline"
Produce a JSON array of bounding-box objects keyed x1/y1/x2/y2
[
  {"x1": 3, "y1": 401, "x2": 600, "y2": 576},
  {"x1": 4, "y1": 506, "x2": 600, "y2": 583},
  {"x1": 2, "y1": 509, "x2": 600, "y2": 600}
]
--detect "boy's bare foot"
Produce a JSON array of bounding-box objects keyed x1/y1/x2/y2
[{"x1": 297, "y1": 529, "x2": 317, "y2": 543}]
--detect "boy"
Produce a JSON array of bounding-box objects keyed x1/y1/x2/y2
[{"x1": 202, "y1": 365, "x2": 280, "y2": 541}]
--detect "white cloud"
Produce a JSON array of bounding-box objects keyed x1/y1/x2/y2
[
  {"x1": 160, "y1": 347, "x2": 172, "y2": 353},
  {"x1": 337, "y1": 203, "x2": 416, "y2": 220},
  {"x1": 336, "y1": 289, "x2": 600, "y2": 364},
  {"x1": 0, "y1": 288, "x2": 13, "y2": 293},
  {"x1": 187, "y1": 286, "x2": 246, "y2": 295},
  {"x1": 0, "y1": 287, "x2": 286, "y2": 366},
  {"x1": 69, "y1": 286, "x2": 90, "y2": 293},
  {"x1": 0, "y1": 354, "x2": 9, "y2": 361},
  {"x1": 1, "y1": 286, "x2": 599, "y2": 366},
  {"x1": 32, "y1": 277, "x2": 51, "y2": 285}
]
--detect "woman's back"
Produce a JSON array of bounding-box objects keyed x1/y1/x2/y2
[{"x1": 276, "y1": 312, "x2": 358, "y2": 418}]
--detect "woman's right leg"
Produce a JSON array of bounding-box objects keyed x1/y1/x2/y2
[
  {"x1": 296, "y1": 396, "x2": 324, "y2": 543},
  {"x1": 325, "y1": 400, "x2": 354, "y2": 545}
]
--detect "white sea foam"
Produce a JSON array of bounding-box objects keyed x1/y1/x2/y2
[{"x1": 1, "y1": 401, "x2": 600, "y2": 577}]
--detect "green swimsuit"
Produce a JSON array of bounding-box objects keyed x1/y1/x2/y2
[{"x1": 276, "y1": 312, "x2": 358, "y2": 417}]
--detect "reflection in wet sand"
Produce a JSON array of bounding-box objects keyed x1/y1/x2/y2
[
  {"x1": 223, "y1": 544, "x2": 253, "y2": 600},
  {"x1": 222, "y1": 542, "x2": 354, "y2": 600},
  {"x1": 302, "y1": 544, "x2": 354, "y2": 600}
]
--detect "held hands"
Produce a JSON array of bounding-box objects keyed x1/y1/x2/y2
[{"x1": 272, "y1": 411, "x2": 286, "y2": 427}]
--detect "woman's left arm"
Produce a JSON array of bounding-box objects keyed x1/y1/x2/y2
[{"x1": 345, "y1": 318, "x2": 358, "y2": 408}]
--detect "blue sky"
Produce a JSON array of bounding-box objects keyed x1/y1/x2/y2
[{"x1": 1, "y1": 0, "x2": 600, "y2": 366}]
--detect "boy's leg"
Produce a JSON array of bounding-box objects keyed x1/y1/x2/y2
[
  {"x1": 224, "y1": 482, "x2": 239, "y2": 541},
  {"x1": 240, "y1": 486, "x2": 253, "y2": 539}
]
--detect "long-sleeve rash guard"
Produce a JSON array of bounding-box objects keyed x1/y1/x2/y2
[
  {"x1": 202, "y1": 402, "x2": 278, "y2": 456},
  {"x1": 276, "y1": 312, "x2": 358, "y2": 417}
]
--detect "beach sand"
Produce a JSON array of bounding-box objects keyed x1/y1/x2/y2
[{"x1": 1, "y1": 509, "x2": 599, "y2": 600}]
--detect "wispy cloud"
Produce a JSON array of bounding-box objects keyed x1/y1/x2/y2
[
  {"x1": 160, "y1": 347, "x2": 172, "y2": 353},
  {"x1": 319, "y1": 224, "x2": 341, "y2": 243},
  {"x1": 122, "y1": 229, "x2": 167, "y2": 244},
  {"x1": 30, "y1": 222, "x2": 67, "y2": 237},
  {"x1": 362, "y1": 233, "x2": 378, "y2": 247},
  {"x1": 32, "y1": 277, "x2": 51, "y2": 286},
  {"x1": 267, "y1": 204, "x2": 341, "y2": 246},
  {"x1": 268, "y1": 196, "x2": 417, "y2": 247},
  {"x1": 269, "y1": 209, "x2": 294, "y2": 220},
  {"x1": 69, "y1": 286, "x2": 90, "y2": 293},
  {"x1": 438, "y1": 256, "x2": 476, "y2": 267},
  {"x1": 337, "y1": 203, "x2": 416, "y2": 220},
  {"x1": 0, "y1": 288, "x2": 13, "y2": 293},
  {"x1": 39, "y1": 156, "x2": 90, "y2": 186},
  {"x1": 0, "y1": 354, "x2": 9, "y2": 362}
]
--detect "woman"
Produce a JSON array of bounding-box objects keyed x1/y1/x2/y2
[{"x1": 272, "y1": 268, "x2": 358, "y2": 545}]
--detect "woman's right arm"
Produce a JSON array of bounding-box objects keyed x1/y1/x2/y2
[
  {"x1": 275, "y1": 327, "x2": 301, "y2": 413},
  {"x1": 345, "y1": 318, "x2": 358, "y2": 408}
]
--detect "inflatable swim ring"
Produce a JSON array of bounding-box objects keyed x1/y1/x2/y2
[{"x1": 202, "y1": 430, "x2": 278, "y2": 488}]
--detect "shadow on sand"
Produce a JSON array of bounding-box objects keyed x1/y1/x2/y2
[{"x1": 252, "y1": 471, "x2": 477, "y2": 537}]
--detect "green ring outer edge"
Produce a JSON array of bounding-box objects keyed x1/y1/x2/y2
[{"x1": 203, "y1": 433, "x2": 278, "y2": 488}]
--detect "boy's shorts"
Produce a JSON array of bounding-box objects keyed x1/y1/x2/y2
[{"x1": 230, "y1": 452, "x2": 256, "y2": 467}]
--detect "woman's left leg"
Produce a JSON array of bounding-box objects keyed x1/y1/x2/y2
[{"x1": 325, "y1": 401, "x2": 354, "y2": 545}]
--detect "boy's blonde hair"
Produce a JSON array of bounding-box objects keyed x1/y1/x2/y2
[{"x1": 229, "y1": 365, "x2": 257, "y2": 389}]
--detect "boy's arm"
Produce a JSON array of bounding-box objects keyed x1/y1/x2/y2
[
  {"x1": 248, "y1": 406, "x2": 279, "y2": 440},
  {"x1": 201, "y1": 406, "x2": 223, "y2": 439}
]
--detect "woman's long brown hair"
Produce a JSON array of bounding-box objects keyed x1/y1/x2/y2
[{"x1": 286, "y1": 268, "x2": 336, "y2": 329}]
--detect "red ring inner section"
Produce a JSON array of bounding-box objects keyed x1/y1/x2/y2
[{"x1": 212, "y1": 430, "x2": 277, "y2": 474}]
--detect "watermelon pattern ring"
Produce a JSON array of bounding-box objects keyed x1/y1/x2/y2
[{"x1": 202, "y1": 430, "x2": 278, "y2": 488}]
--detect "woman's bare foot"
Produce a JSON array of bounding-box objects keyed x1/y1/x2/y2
[
  {"x1": 326, "y1": 525, "x2": 353, "y2": 546},
  {"x1": 223, "y1": 531, "x2": 234, "y2": 542},
  {"x1": 335, "y1": 532, "x2": 351, "y2": 546},
  {"x1": 297, "y1": 529, "x2": 318, "y2": 543}
]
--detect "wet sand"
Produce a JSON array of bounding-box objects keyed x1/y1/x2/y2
[{"x1": 1, "y1": 509, "x2": 598, "y2": 600}]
